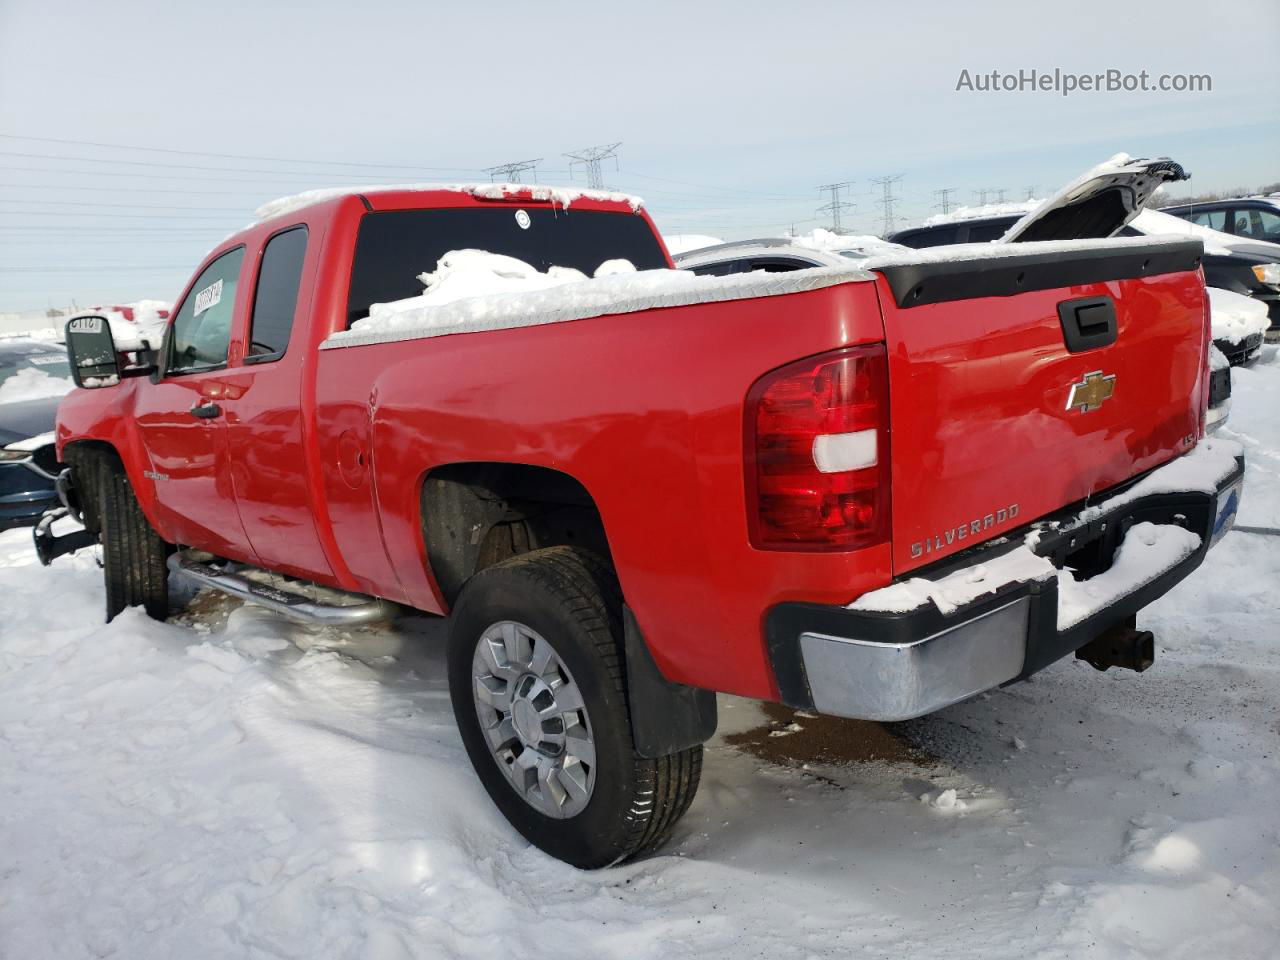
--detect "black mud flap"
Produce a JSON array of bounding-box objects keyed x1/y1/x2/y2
[{"x1": 623, "y1": 606, "x2": 717, "y2": 758}]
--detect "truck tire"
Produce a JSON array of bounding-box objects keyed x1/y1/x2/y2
[
  {"x1": 448, "y1": 546, "x2": 702, "y2": 868},
  {"x1": 98, "y1": 461, "x2": 170, "y2": 622}
]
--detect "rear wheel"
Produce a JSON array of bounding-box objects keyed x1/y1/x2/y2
[
  {"x1": 447, "y1": 546, "x2": 702, "y2": 868},
  {"x1": 98, "y1": 461, "x2": 170, "y2": 622}
]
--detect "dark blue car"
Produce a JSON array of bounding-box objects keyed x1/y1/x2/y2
[{"x1": 0, "y1": 338, "x2": 70, "y2": 531}]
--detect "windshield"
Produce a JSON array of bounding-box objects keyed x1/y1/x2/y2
[
  {"x1": 346, "y1": 207, "x2": 667, "y2": 328},
  {"x1": 0, "y1": 345, "x2": 71, "y2": 385},
  {"x1": 0, "y1": 343, "x2": 74, "y2": 404}
]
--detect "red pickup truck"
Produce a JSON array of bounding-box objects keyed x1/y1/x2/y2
[{"x1": 40, "y1": 161, "x2": 1245, "y2": 867}]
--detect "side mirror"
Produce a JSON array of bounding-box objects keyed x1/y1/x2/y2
[{"x1": 65, "y1": 315, "x2": 121, "y2": 388}]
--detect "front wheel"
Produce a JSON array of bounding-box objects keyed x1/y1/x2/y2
[
  {"x1": 447, "y1": 547, "x2": 701, "y2": 868},
  {"x1": 98, "y1": 461, "x2": 170, "y2": 622}
]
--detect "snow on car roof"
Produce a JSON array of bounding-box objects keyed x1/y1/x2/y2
[
  {"x1": 922, "y1": 201, "x2": 1039, "y2": 227},
  {"x1": 254, "y1": 183, "x2": 645, "y2": 223}
]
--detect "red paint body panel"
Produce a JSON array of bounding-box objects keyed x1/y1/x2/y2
[{"x1": 54, "y1": 187, "x2": 1210, "y2": 704}]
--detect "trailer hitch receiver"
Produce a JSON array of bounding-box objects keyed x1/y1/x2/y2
[{"x1": 1075, "y1": 615, "x2": 1155, "y2": 673}]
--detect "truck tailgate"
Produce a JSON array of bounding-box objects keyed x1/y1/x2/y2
[{"x1": 871, "y1": 238, "x2": 1208, "y2": 575}]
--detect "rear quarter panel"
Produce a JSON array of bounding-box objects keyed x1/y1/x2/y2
[{"x1": 317, "y1": 280, "x2": 889, "y2": 700}]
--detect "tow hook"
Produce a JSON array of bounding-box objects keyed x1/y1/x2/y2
[{"x1": 1076, "y1": 615, "x2": 1155, "y2": 673}]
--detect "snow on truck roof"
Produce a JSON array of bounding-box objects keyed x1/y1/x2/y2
[{"x1": 254, "y1": 182, "x2": 645, "y2": 223}]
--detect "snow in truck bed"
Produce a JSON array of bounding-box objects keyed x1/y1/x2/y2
[{"x1": 323, "y1": 235, "x2": 1197, "y2": 350}]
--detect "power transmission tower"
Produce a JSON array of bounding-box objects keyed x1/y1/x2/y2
[
  {"x1": 871, "y1": 175, "x2": 904, "y2": 235},
  {"x1": 1024, "y1": 185, "x2": 1038, "y2": 200},
  {"x1": 993, "y1": 188, "x2": 1008, "y2": 203},
  {"x1": 484, "y1": 158, "x2": 542, "y2": 183},
  {"x1": 816, "y1": 181, "x2": 856, "y2": 233},
  {"x1": 974, "y1": 189, "x2": 990, "y2": 206},
  {"x1": 933, "y1": 187, "x2": 959, "y2": 214},
  {"x1": 564, "y1": 142, "x2": 621, "y2": 190}
]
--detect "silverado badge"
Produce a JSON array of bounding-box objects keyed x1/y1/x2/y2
[{"x1": 1066, "y1": 371, "x2": 1116, "y2": 414}]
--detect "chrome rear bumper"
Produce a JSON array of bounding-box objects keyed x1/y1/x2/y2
[{"x1": 766, "y1": 447, "x2": 1245, "y2": 721}]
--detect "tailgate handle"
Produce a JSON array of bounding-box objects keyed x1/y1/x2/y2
[{"x1": 1058, "y1": 296, "x2": 1117, "y2": 353}]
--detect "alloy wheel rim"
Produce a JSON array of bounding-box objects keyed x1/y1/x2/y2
[{"x1": 471, "y1": 620, "x2": 596, "y2": 819}]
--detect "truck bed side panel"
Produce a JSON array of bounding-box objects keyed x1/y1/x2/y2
[{"x1": 315, "y1": 281, "x2": 888, "y2": 700}]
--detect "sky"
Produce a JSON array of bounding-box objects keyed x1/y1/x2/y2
[{"x1": 1, "y1": 0, "x2": 1277, "y2": 313}]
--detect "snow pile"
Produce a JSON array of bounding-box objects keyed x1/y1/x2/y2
[
  {"x1": 255, "y1": 183, "x2": 644, "y2": 223},
  {"x1": 782, "y1": 228, "x2": 909, "y2": 259},
  {"x1": 849, "y1": 544, "x2": 1054, "y2": 615},
  {"x1": 923, "y1": 200, "x2": 1037, "y2": 226},
  {"x1": 330, "y1": 252, "x2": 870, "y2": 348},
  {"x1": 0, "y1": 365, "x2": 74, "y2": 403},
  {"x1": 1056, "y1": 522, "x2": 1202, "y2": 629},
  {"x1": 70, "y1": 300, "x2": 171, "y2": 352},
  {"x1": 663, "y1": 234, "x2": 724, "y2": 255},
  {"x1": 1208, "y1": 287, "x2": 1271, "y2": 344},
  {"x1": 1209, "y1": 343, "x2": 1230, "y2": 372},
  {"x1": 1131, "y1": 209, "x2": 1237, "y2": 255},
  {"x1": 852, "y1": 438, "x2": 1243, "y2": 620},
  {"x1": 1, "y1": 348, "x2": 1279, "y2": 958}
]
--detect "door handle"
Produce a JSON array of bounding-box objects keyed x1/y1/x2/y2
[{"x1": 190, "y1": 401, "x2": 222, "y2": 419}]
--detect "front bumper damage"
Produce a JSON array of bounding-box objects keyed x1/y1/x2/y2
[{"x1": 766, "y1": 440, "x2": 1246, "y2": 722}]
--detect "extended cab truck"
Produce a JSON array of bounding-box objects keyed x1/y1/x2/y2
[{"x1": 42, "y1": 163, "x2": 1245, "y2": 868}]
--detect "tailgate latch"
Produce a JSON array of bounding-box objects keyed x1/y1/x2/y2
[{"x1": 1058, "y1": 295, "x2": 1117, "y2": 352}]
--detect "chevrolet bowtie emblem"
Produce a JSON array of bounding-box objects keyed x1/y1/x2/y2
[{"x1": 1066, "y1": 370, "x2": 1116, "y2": 413}]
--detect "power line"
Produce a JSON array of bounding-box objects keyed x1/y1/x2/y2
[
  {"x1": 564, "y1": 143, "x2": 621, "y2": 190},
  {"x1": 870, "y1": 175, "x2": 904, "y2": 235},
  {"x1": 816, "y1": 181, "x2": 856, "y2": 233},
  {"x1": 0, "y1": 182, "x2": 290, "y2": 196},
  {"x1": 0, "y1": 133, "x2": 477, "y2": 172},
  {"x1": 0, "y1": 198, "x2": 245, "y2": 212},
  {"x1": 483, "y1": 158, "x2": 542, "y2": 183},
  {"x1": 0, "y1": 150, "x2": 477, "y2": 179},
  {"x1": 0, "y1": 163, "x2": 444, "y2": 185}
]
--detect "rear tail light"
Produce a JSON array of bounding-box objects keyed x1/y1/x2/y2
[{"x1": 745, "y1": 344, "x2": 890, "y2": 551}]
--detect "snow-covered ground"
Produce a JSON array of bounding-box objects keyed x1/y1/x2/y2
[{"x1": 3, "y1": 355, "x2": 1278, "y2": 959}]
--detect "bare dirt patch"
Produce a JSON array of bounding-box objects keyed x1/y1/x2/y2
[{"x1": 725, "y1": 702, "x2": 936, "y2": 769}]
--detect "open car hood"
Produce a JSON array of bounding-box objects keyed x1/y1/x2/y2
[{"x1": 1002, "y1": 154, "x2": 1190, "y2": 243}]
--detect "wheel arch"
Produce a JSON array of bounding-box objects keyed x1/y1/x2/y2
[{"x1": 419, "y1": 461, "x2": 614, "y2": 608}]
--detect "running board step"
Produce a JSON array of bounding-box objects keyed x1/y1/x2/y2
[{"x1": 168, "y1": 550, "x2": 398, "y2": 626}]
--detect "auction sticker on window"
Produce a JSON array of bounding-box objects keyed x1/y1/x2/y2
[{"x1": 194, "y1": 278, "x2": 223, "y2": 316}]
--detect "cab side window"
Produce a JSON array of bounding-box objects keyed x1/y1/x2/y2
[
  {"x1": 1233, "y1": 208, "x2": 1280, "y2": 242},
  {"x1": 1189, "y1": 210, "x2": 1227, "y2": 230},
  {"x1": 247, "y1": 226, "x2": 308, "y2": 362},
  {"x1": 167, "y1": 247, "x2": 245, "y2": 375}
]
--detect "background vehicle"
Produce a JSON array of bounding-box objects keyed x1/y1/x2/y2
[
  {"x1": 0, "y1": 337, "x2": 72, "y2": 530},
  {"x1": 889, "y1": 206, "x2": 1279, "y2": 359},
  {"x1": 673, "y1": 233, "x2": 907, "y2": 275},
  {"x1": 1161, "y1": 196, "x2": 1280, "y2": 245},
  {"x1": 42, "y1": 166, "x2": 1242, "y2": 868}
]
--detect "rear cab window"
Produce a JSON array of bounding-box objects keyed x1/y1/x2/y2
[
  {"x1": 166, "y1": 247, "x2": 245, "y2": 376},
  {"x1": 346, "y1": 207, "x2": 667, "y2": 327},
  {"x1": 247, "y1": 226, "x2": 308, "y2": 362}
]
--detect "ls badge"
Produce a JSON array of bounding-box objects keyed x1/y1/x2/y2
[{"x1": 1066, "y1": 371, "x2": 1116, "y2": 414}]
